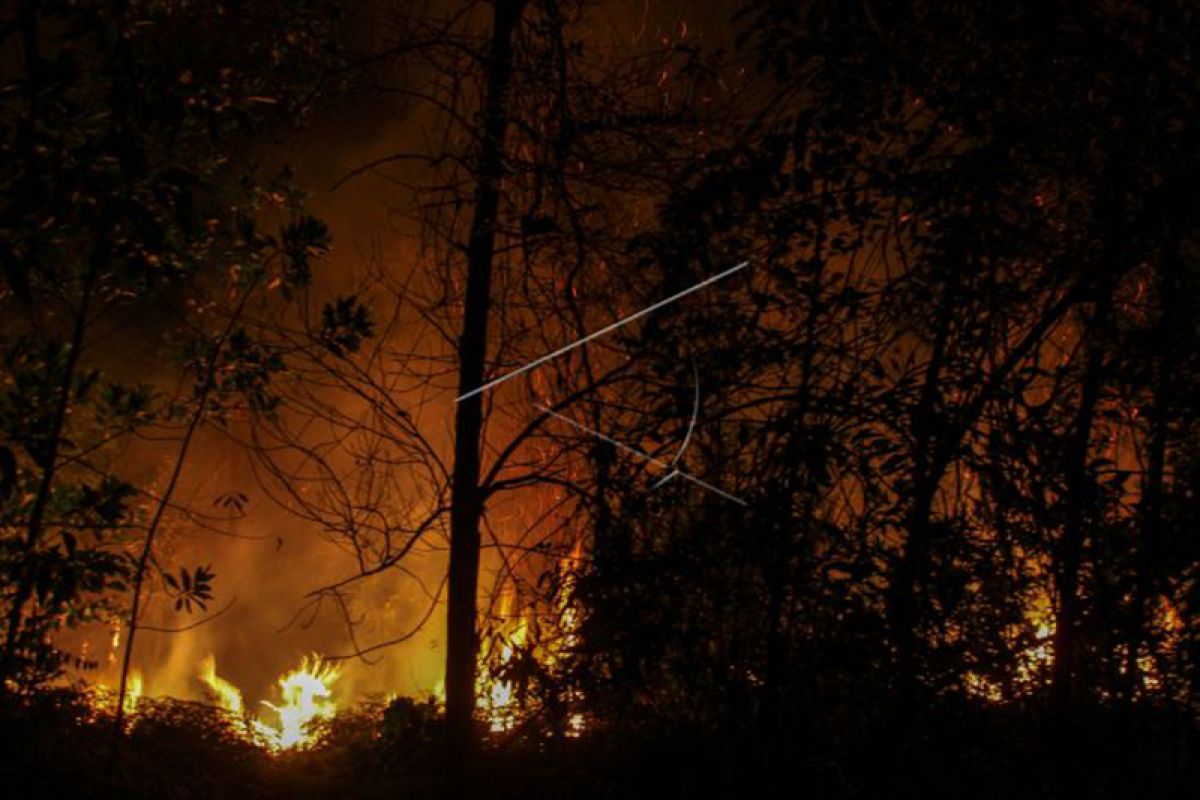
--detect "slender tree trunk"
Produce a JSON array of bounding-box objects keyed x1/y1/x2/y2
[
  {"x1": 444, "y1": 0, "x2": 525, "y2": 775},
  {"x1": 106, "y1": 293, "x2": 246, "y2": 772},
  {"x1": 106, "y1": 390, "x2": 207, "y2": 769},
  {"x1": 1, "y1": 252, "x2": 100, "y2": 687}
]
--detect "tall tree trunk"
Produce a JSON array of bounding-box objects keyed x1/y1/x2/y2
[
  {"x1": 1052, "y1": 287, "x2": 1111, "y2": 716},
  {"x1": 1123, "y1": 231, "x2": 1181, "y2": 701},
  {"x1": 762, "y1": 243, "x2": 825, "y2": 733},
  {"x1": 1048, "y1": 287, "x2": 1111, "y2": 800},
  {"x1": 889, "y1": 275, "x2": 954, "y2": 703},
  {"x1": 444, "y1": 0, "x2": 525, "y2": 775}
]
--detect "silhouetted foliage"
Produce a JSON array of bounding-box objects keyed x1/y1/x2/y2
[{"x1": 0, "y1": 0, "x2": 339, "y2": 696}]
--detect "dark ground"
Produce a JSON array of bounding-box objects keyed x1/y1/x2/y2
[{"x1": 2, "y1": 689, "x2": 1197, "y2": 799}]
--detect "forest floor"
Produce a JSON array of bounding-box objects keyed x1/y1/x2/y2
[{"x1": 1, "y1": 688, "x2": 1197, "y2": 799}]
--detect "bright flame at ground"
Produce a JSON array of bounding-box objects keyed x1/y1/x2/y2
[
  {"x1": 95, "y1": 543, "x2": 585, "y2": 743},
  {"x1": 253, "y1": 656, "x2": 342, "y2": 750},
  {"x1": 199, "y1": 653, "x2": 341, "y2": 751}
]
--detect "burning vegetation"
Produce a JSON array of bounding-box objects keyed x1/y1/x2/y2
[{"x1": 197, "y1": 654, "x2": 342, "y2": 752}]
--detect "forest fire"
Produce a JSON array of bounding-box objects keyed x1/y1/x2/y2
[{"x1": 4, "y1": 1, "x2": 1200, "y2": 797}]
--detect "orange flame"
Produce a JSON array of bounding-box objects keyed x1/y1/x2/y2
[{"x1": 199, "y1": 654, "x2": 246, "y2": 717}]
